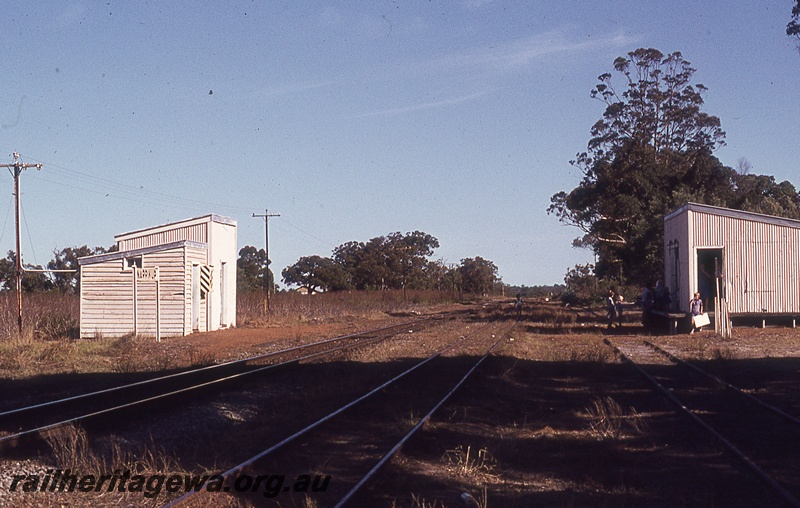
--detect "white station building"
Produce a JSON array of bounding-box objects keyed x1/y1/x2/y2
[{"x1": 78, "y1": 214, "x2": 237, "y2": 339}]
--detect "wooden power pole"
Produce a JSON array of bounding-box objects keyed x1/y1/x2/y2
[
  {"x1": 0, "y1": 153, "x2": 42, "y2": 336},
  {"x1": 252, "y1": 209, "x2": 280, "y2": 313}
]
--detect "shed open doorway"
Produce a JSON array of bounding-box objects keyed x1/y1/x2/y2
[{"x1": 697, "y1": 248, "x2": 723, "y2": 311}]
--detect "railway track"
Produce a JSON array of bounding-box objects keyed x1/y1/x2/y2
[
  {"x1": 605, "y1": 338, "x2": 800, "y2": 507},
  {"x1": 0, "y1": 314, "x2": 454, "y2": 454},
  {"x1": 163, "y1": 315, "x2": 517, "y2": 507}
]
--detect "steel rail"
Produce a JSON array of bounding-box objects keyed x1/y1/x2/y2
[
  {"x1": 335, "y1": 324, "x2": 513, "y2": 507},
  {"x1": 163, "y1": 317, "x2": 503, "y2": 508},
  {"x1": 644, "y1": 340, "x2": 800, "y2": 427},
  {"x1": 0, "y1": 317, "x2": 434, "y2": 421},
  {"x1": 604, "y1": 339, "x2": 800, "y2": 508},
  {"x1": 0, "y1": 324, "x2": 421, "y2": 451}
]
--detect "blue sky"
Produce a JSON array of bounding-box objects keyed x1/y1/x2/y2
[{"x1": 1, "y1": 1, "x2": 798, "y2": 286}]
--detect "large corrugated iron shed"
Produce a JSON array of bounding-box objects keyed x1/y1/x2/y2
[{"x1": 664, "y1": 203, "x2": 800, "y2": 324}]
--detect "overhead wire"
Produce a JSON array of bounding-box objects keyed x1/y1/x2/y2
[
  {"x1": 20, "y1": 198, "x2": 39, "y2": 267},
  {"x1": 276, "y1": 216, "x2": 338, "y2": 248},
  {"x1": 9, "y1": 153, "x2": 350, "y2": 262},
  {"x1": 20, "y1": 154, "x2": 257, "y2": 215},
  {"x1": 0, "y1": 199, "x2": 12, "y2": 248}
]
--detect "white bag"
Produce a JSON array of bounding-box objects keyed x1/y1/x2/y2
[{"x1": 693, "y1": 313, "x2": 710, "y2": 328}]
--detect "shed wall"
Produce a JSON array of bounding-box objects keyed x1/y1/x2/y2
[
  {"x1": 692, "y1": 210, "x2": 800, "y2": 314},
  {"x1": 208, "y1": 220, "x2": 237, "y2": 329},
  {"x1": 664, "y1": 205, "x2": 800, "y2": 315},
  {"x1": 80, "y1": 262, "x2": 135, "y2": 338},
  {"x1": 664, "y1": 210, "x2": 691, "y2": 312},
  {"x1": 80, "y1": 245, "x2": 192, "y2": 338}
]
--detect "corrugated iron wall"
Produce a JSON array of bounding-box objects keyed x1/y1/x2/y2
[
  {"x1": 118, "y1": 223, "x2": 208, "y2": 251},
  {"x1": 692, "y1": 211, "x2": 800, "y2": 314}
]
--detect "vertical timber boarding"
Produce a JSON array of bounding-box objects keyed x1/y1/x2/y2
[{"x1": 79, "y1": 243, "x2": 192, "y2": 338}]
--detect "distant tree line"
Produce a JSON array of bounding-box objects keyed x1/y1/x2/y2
[
  {"x1": 0, "y1": 245, "x2": 117, "y2": 293},
  {"x1": 505, "y1": 284, "x2": 566, "y2": 299},
  {"x1": 240, "y1": 231, "x2": 501, "y2": 296},
  {"x1": 0, "y1": 231, "x2": 502, "y2": 298}
]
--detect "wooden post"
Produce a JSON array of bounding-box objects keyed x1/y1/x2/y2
[
  {"x1": 155, "y1": 267, "x2": 161, "y2": 342},
  {"x1": 0, "y1": 154, "x2": 42, "y2": 337},
  {"x1": 133, "y1": 268, "x2": 138, "y2": 336}
]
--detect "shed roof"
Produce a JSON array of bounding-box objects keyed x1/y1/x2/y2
[
  {"x1": 665, "y1": 202, "x2": 800, "y2": 230},
  {"x1": 78, "y1": 240, "x2": 207, "y2": 266}
]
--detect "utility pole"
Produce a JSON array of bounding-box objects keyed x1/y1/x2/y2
[
  {"x1": 0, "y1": 153, "x2": 42, "y2": 336},
  {"x1": 252, "y1": 209, "x2": 280, "y2": 314}
]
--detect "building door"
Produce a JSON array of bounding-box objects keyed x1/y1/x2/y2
[
  {"x1": 192, "y1": 264, "x2": 200, "y2": 331},
  {"x1": 697, "y1": 248, "x2": 723, "y2": 311},
  {"x1": 220, "y1": 262, "x2": 227, "y2": 327}
]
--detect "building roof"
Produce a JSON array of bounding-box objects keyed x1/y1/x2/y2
[
  {"x1": 78, "y1": 240, "x2": 207, "y2": 266},
  {"x1": 664, "y1": 202, "x2": 800, "y2": 230}
]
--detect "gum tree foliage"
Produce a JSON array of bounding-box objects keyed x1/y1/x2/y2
[
  {"x1": 0, "y1": 251, "x2": 53, "y2": 292},
  {"x1": 237, "y1": 246, "x2": 273, "y2": 292},
  {"x1": 0, "y1": 245, "x2": 114, "y2": 293},
  {"x1": 458, "y1": 257, "x2": 499, "y2": 295},
  {"x1": 789, "y1": 0, "x2": 800, "y2": 42},
  {"x1": 548, "y1": 49, "x2": 720, "y2": 285},
  {"x1": 422, "y1": 259, "x2": 459, "y2": 292},
  {"x1": 561, "y1": 263, "x2": 598, "y2": 305},
  {"x1": 48, "y1": 245, "x2": 111, "y2": 293},
  {"x1": 282, "y1": 255, "x2": 351, "y2": 294},
  {"x1": 549, "y1": 48, "x2": 800, "y2": 288},
  {"x1": 332, "y1": 231, "x2": 440, "y2": 290}
]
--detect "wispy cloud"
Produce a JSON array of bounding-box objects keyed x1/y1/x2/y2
[
  {"x1": 354, "y1": 29, "x2": 634, "y2": 118},
  {"x1": 437, "y1": 30, "x2": 636, "y2": 73},
  {"x1": 355, "y1": 90, "x2": 493, "y2": 118}
]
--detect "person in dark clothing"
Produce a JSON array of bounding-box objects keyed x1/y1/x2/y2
[{"x1": 606, "y1": 290, "x2": 616, "y2": 329}]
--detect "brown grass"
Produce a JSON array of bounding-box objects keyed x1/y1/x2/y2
[
  {"x1": 34, "y1": 423, "x2": 189, "y2": 507},
  {"x1": 442, "y1": 445, "x2": 496, "y2": 477},
  {"x1": 0, "y1": 292, "x2": 78, "y2": 341},
  {"x1": 0, "y1": 289, "x2": 460, "y2": 343},
  {"x1": 0, "y1": 290, "x2": 462, "y2": 381},
  {"x1": 585, "y1": 395, "x2": 646, "y2": 439},
  {"x1": 237, "y1": 290, "x2": 458, "y2": 327}
]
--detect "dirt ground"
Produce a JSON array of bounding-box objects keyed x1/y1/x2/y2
[{"x1": 2, "y1": 302, "x2": 800, "y2": 507}]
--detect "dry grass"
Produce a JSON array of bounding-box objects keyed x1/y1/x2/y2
[
  {"x1": 540, "y1": 343, "x2": 612, "y2": 364},
  {"x1": 711, "y1": 346, "x2": 737, "y2": 361},
  {"x1": 527, "y1": 304, "x2": 578, "y2": 325},
  {"x1": 28, "y1": 423, "x2": 190, "y2": 507},
  {"x1": 442, "y1": 445, "x2": 496, "y2": 477},
  {"x1": 585, "y1": 395, "x2": 646, "y2": 439},
  {"x1": 0, "y1": 290, "x2": 461, "y2": 380},
  {"x1": 409, "y1": 495, "x2": 447, "y2": 508},
  {"x1": 0, "y1": 290, "x2": 459, "y2": 342},
  {"x1": 237, "y1": 289, "x2": 457, "y2": 327},
  {"x1": 409, "y1": 486, "x2": 488, "y2": 508},
  {"x1": 0, "y1": 292, "x2": 78, "y2": 341}
]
